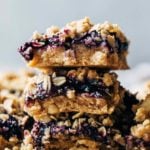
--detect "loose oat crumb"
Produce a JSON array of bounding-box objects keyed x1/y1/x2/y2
[
  {"x1": 72, "y1": 112, "x2": 84, "y2": 119},
  {"x1": 113, "y1": 134, "x2": 125, "y2": 145},
  {"x1": 64, "y1": 120, "x2": 71, "y2": 127},
  {"x1": 60, "y1": 27, "x2": 76, "y2": 40},
  {"x1": 76, "y1": 68, "x2": 87, "y2": 81},
  {"x1": 52, "y1": 76, "x2": 66, "y2": 86},
  {"x1": 66, "y1": 90, "x2": 75, "y2": 99},
  {"x1": 103, "y1": 73, "x2": 113, "y2": 86},
  {"x1": 46, "y1": 26, "x2": 60, "y2": 37},
  {"x1": 67, "y1": 17, "x2": 93, "y2": 34},
  {"x1": 0, "y1": 114, "x2": 9, "y2": 121},
  {"x1": 87, "y1": 70, "x2": 99, "y2": 79},
  {"x1": 102, "y1": 117, "x2": 113, "y2": 126},
  {"x1": 32, "y1": 31, "x2": 43, "y2": 40},
  {"x1": 131, "y1": 119, "x2": 150, "y2": 141},
  {"x1": 135, "y1": 94, "x2": 150, "y2": 122}
]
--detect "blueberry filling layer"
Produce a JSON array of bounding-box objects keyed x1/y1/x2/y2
[
  {"x1": 0, "y1": 115, "x2": 22, "y2": 140},
  {"x1": 32, "y1": 121, "x2": 150, "y2": 148},
  {"x1": 31, "y1": 115, "x2": 118, "y2": 147},
  {"x1": 25, "y1": 75, "x2": 114, "y2": 104},
  {"x1": 19, "y1": 30, "x2": 129, "y2": 61}
]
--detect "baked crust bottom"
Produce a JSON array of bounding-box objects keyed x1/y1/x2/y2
[{"x1": 28, "y1": 45, "x2": 128, "y2": 69}]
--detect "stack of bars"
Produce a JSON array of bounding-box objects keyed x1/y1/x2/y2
[
  {"x1": 1, "y1": 17, "x2": 150, "y2": 150},
  {"x1": 19, "y1": 17, "x2": 150, "y2": 150}
]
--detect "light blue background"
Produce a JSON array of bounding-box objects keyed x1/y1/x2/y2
[{"x1": 0, "y1": 0, "x2": 150, "y2": 70}]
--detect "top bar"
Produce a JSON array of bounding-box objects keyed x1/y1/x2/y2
[{"x1": 19, "y1": 17, "x2": 129, "y2": 69}]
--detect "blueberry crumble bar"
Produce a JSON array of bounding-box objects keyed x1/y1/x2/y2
[
  {"x1": 19, "y1": 17, "x2": 129, "y2": 69},
  {"x1": 21, "y1": 91, "x2": 139, "y2": 150},
  {"x1": 14, "y1": 15, "x2": 150, "y2": 150},
  {"x1": 23, "y1": 68, "x2": 124, "y2": 122},
  {"x1": 21, "y1": 92, "x2": 150, "y2": 150}
]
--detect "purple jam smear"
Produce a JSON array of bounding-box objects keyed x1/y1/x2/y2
[
  {"x1": 25, "y1": 76, "x2": 113, "y2": 105},
  {"x1": 0, "y1": 115, "x2": 22, "y2": 140},
  {"x1": 19, "y1": 30, "x2": 129, "y2": 61}
]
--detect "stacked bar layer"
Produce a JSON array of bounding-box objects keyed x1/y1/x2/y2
[
  {"x1": 19, "y1": 17, "x2": 129, "y2": 69},
  {"x1": 16, "y1": 17, "x2": 150, "y2": 150},
  {"x1": 21, "y1": 91, "x2": 145, "y2": 150},
  {"x1": 24, "y1": 68, "x2": 124, "y2": 122}
]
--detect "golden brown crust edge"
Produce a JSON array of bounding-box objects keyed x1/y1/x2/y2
[{"x1": 28, "y1": 46, "x2": 128, "y2": 70}]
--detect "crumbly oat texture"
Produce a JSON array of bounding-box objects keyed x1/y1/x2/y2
[
  {"x1": 0, "y1": 69, "x2": 35, "y2": 115},
  {"x1": 23, "y1": 68, "x2": 124, "y2": 122},
  {"x1": 131, "y1": 94, "x2": 150, "y2": 143},
  {"x1": 0, "y1": 69, "x2": 35, "y2": 92},
  {"x1": 21, "y1": 113, "x2": 126, "y2": 150},
  {"x1": 135, "y1": 94, "x2": 150, "y2": 122},
  {"x1": 19, "y1": 17, "x2": 129, "y2": 69},
  {"x1": 131, "y1": 119, "x2": 150, "y2": 142},
  {"x1": 0, "y1": 70, "x2": 35, "y2": 149}
]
